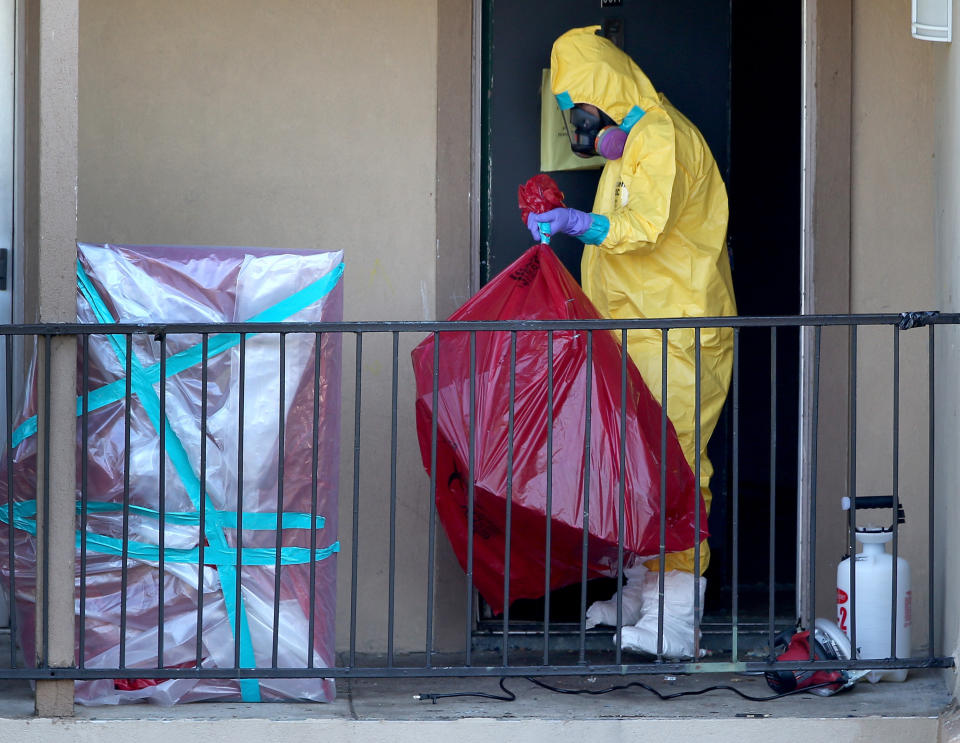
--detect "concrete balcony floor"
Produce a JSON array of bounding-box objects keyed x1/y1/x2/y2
[{"x1": 0, "y1": 645, "x2": 953, "y2": 742}]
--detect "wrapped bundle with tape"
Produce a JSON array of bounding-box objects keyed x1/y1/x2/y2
[{"x1": 0, "y1": 243, "x2": 343, "y2": 704}]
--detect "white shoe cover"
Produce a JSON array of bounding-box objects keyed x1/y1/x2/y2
[
  {"x1": 584, "y1": 564, "x2": 648, "y2": 629},
  {"x1": 617, "y1": 570, "x2": 706, "y2": 659}
]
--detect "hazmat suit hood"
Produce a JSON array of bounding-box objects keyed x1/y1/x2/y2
[{"x1": 549, "y1": 26, "x2": 661, "y2": 127}]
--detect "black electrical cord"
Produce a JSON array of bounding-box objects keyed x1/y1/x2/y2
[
  {"x1": 414, "y1": 677, "x2": 516, "y2": 704},
  {"x1": 522, "y1": 675, "x2": 839, "y2": 702},
  {"x1": 413, "y1": 676, "x2": 839, "y2": 705}
]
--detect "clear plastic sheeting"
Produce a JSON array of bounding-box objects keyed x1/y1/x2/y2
[{"x1": 0, "y1": 243, "x2": 344, "y2": 704}]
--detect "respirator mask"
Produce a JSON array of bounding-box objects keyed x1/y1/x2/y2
[{"x1": 562, "y1": 104, "x2": 623, "y2": 159}]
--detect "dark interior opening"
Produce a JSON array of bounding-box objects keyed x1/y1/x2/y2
[{"x1": 478, "y1": 0, "x2": 801, "y2": 631}]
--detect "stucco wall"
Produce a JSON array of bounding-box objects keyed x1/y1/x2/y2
[
  {"x1": 78, "y1": 1, "x2": 439, "y2": 653},
  {"x1": 69, "y1": 0, "x2": 957, "y2": 668},
  {"x1": 933, "y1": 0, "x2": 960, "y2": 692},
  {"x1": 849, "y1": 0, "x2": 936, "y2": 653}
]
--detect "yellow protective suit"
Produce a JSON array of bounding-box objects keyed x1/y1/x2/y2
[{"x1": 550, "y1": 27, "x2": 737, "y2": 574}]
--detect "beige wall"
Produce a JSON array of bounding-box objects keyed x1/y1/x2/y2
[
  {"x1": 78, "y1": 0, "x2": 440, "y2": 653},
  {"x1": 852, "y1": 0, "x2": 935, "y2": 316},
  {"x1": 68, "y1": 0, "x2": 959, "y2": 666},
  {"x1": 846, "y1": 0, "x2": 936, "y2": 652},
  {"x1": 933, "y1": 0, "x2": 960, "y2": 692}
]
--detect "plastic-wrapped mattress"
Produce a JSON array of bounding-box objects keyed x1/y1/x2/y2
[{"x1": 0, "y1": 243, "x2": 343, "y2": 704}]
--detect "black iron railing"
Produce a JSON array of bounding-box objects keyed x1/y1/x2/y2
[{"x1": 0, "y1": 313, "x2": 953, "y2": 701}]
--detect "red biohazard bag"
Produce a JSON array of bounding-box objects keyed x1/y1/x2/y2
[{"x1": 410, "y1": 244, "x2": 705, "y2": 614}]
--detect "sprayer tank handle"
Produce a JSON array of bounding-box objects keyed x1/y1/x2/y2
[{"x1": 841, "y1": 495, "x2": 906, "y2": 524}]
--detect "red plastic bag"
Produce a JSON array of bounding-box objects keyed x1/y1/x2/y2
[
  {"x1": 764, "y1": 631, "x2": 845, "y2": 695},
  {"x1": 411, "y1": 244, "x2": 705, "y2": 614},
  {"x1": 517, "y1": 173, "x2": 566, "y2": 224}
]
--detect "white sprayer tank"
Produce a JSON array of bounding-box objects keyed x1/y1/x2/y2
[{"x1": 836, "y1": 527, "x2": 911, "y2": 682}]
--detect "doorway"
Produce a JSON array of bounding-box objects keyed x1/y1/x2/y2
[{"x1": 479, "y1": 0, "x2": 801, "y2": 630}]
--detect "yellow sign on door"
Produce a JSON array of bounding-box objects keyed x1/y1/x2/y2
[{"x1": 539, "y1": 68, "x2": 604, "y2": 172}]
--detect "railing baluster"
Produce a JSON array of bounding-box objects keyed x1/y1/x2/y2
[
  {"x1": 658, "y1": 328, "x2": 668, "y2": 661},
  {"x1": 616, "y1": 327, "x2": 628, "y2": 664},
  {"x1": 928, "y1": 324, "x2": 936, "y2": 658},
  {"x1": 808, "y1": 326, "x2": 821, "y2": 661},
  {"x1": 543, "y1": 331, "x2": 554, "y2": 665},
  {"x1": 848, "y1": 326, "x2": 858, "y2": 658},
  {"x1": 41, "y1": 334, "x2": 51, "y2": 670},
  {"x1": 120, "y1": 333, "x2": 132, "y2": 669},
  {"x1": 731, "y1": 327, "x2": 740, "y2": 662},
  {"x1": 466, "y1": 330, "x2": 476, "y2": 666},
  {"x1": 158, "y1": 332, "x2": 167, "y2": 669},
  {"x1": 350, "y1": 333, "x2": 362, "y2": 668},
  {"x1": 768, "y1": 327, "x2": 777, "y2": 660},
  {"x1": 308, "y1": 332, "x2": 322, "y2": 669},
  {"x1": 234, "y1": 332, "x2": 245, "y2": 671},
  {"x1": 388, "y1": 331, "x2": 399, "y2": 668},
  {"x1": 579, "y1": 330, "x2": 593, "y2": 665},
  {"x1": 79, "y1": 334, "x2": 89, "y2": 670},
  {"x1": 272, "y1": 333, "x2": 286, "y2": 668},
  {"x1": 198, "y1": 333, "x2": 209, "y2": 668},
  {"x1": 426, "y1": 332, "x2": 440, "y2": 667},
  {"x1": 891, "y1": 326, "x2": 900, "y2": 659},
  {"x1": 502, "y1": 331, "x2": 517, "y2": 667},
  {"x1": 5, "y1": 333, "x2": 15, "y2": 669},
  {"x1": 694, "y1": 328, "x2": 702, "y2": 659}
]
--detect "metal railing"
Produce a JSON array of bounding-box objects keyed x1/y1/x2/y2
[{"x1": 0, "y1": 312, "x2": 954, "y2": 701}]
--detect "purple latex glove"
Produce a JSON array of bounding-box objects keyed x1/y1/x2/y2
[{"x1": 526, "y1": 208, "x2": 593, "y2": 243}]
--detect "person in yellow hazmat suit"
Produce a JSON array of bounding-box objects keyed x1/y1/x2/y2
[{"x1": 525, "y1": 26, "x2": 737, "y2": 658}]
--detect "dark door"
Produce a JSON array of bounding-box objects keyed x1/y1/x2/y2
[
  {"x1": 483, "y1": 1, "x2": 731, "y2": 283},
  {"x1": 481, "y1": 0, "x2": 800, "y2": 625}
]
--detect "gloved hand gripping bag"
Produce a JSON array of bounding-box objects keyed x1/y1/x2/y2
[
  {"x1": 0, "y1": 243, "x2": 344, "y2": 705},
  {"x1": 517, "y1": 173, "x2": 566, "y2": 224},
  {"x1": 411, "y1": 244, "x2": 706, "y2": 614}
]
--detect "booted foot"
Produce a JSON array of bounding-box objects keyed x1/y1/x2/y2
[
  {"x1": 616, "y1": 570, "x2": 706, "y2": 659},
  {"x1": 618, "y1": 615, "x2": 706, "y2": 659},
  {"x1": 585, "y1": 564, "x2": 648, "y2": 629}
]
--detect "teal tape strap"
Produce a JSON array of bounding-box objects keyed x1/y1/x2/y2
[
  {"x1": 0, "y1": 502, "x2": 340, "y2": 565},
  {"x1": 14, "y1": 500, "x2": 326, "y2": 531},
  {"x1": 246, "y1": 264, "x2": 344, "y2": 322},
  {"x1": 619, "y1": 105, "x2": 646, "y2": 132},
  {"x1": 73, "y1": 540, "x2": 341, "y2": 567},
  {"x1": 555, "y1": 91, "x2": 574, "y2": 110},
  {"x1": 9, "y1": 417, "x2": 32, "y2": 448},
  {"x1": 537, "y1": 223, "x2": 552, "y2": 245},
  {"x1": 76, "y1": 539, "x2": 341, "y2": 567},
  {"x1": 12, "y1": 261, "x2": 345, "y2": 448}
]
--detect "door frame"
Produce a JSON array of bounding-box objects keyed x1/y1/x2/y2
[
  {"x1": 797, "y1": 0, "x2": 853, "y2": 625},
  {"x1": 435, "y1": 0, "x2": 853, "y2": 638}
]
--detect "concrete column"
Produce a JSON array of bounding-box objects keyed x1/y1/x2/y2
[
  {"x1": 432, "y1": 0, "x2": 474, "y2": 651},
  {"x1": 31, "y1": 0, "x2": 78, "y2": 717}
]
